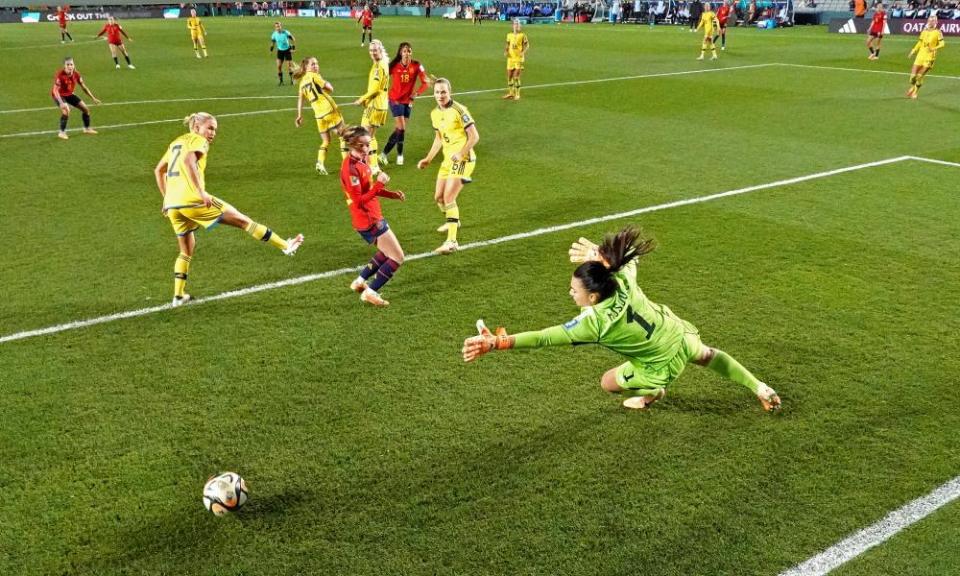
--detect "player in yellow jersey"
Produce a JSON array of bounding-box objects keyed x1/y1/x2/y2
[
  {"x1": 696, "y1": 3, "x2": 720, "y2": 60},
  {"x1": 187, "y1": 9, "x2": 208, "y2": 59},
  {"x1": 294, "y1": 56, "x2": 346, "y2": 175},
  {"x1": 503, "y1": 19, "x2": 529, "y2": 100},
  {"x1": 154, "y1": 112, "x2": 304, "y2": 307},
  {"x1": 353, "y1": 39, "x2": 389, "y2": 174},
  {"x1": 417, "y1": 78, "x2": 480, "y2": 255},
  {"x1": 907, "y1": 15, "x2": 944, "y2": 99}
]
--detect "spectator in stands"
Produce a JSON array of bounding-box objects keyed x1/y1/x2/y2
[{"x1": 854, "y1": 0, "x2": 867, "y2": 17}]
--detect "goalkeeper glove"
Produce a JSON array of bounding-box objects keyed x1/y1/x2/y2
[
  {"x1": 462, "y1": 319, "x2": 511, "y2": 362},
  {"x1": 568, "y1": 237, "x2": 600, "y2": 263}
]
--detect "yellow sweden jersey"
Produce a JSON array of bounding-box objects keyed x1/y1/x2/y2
[
  {"x1": 299, "y1": 71, "x2": 338, "y2": 118},
  {"x1": 506, "y1": 32, "x2": 527, "y2": 59},
  {"x1": 431, "y1": 101, "x2": 475, "y2": 159},
  {"x1": 698, "y1": 11, "x2": 717, "y2": 34},
  {"x1": 187, "y1": 16, "x2": 204, "y2": 34},
  {"x1": 363, "y1": 59, "x2": 389, "y2": 110},
  {"x1": 918, "y1": 28, "x2": 944, "y2": 58},
  {"x1": 162, "y1": 133, "x2": 209, "y2": 209}
]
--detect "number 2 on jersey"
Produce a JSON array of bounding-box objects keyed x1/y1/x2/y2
[
  {"x1": 626, "y1": 306, "x2": 656, "y2": 339},
  {"x1": 166, "y1": 144, "x2": 183, "y2": 178}
]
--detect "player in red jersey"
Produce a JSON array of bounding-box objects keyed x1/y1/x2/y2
[
  {"x1": 714, "y1": 0, "x2": 732, "y2": 51},
  {"x1": 57, "y1": 6, "x2": 73, "y2": 43},
  {"x1": 380, "y1": 42, "x2": 432, "y2": 166},
  {"x1": 339, "y1": 126, "x2": 406, "y2": 307},
  {"x1": 358, "y1": 4, "x2": 374, "y2": 47},
  {"x1": 51, "y1": 57, "x2": 101, "y2": 140},
  {"x1": 96, "y1": 16, "x2": 135, "y2": 69},
  {"x1": 866, "y1": 3, "x2": 887, "y2": 60}
]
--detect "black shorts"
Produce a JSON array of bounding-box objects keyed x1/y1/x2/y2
[
  {"x1": 277, "y1": 49, "x2": 292, "y2": 61},
  {"x1": 53, "y1": 94, "x2": 83, "y2": 109},
  {"x1": 869, "y1": 31, "x2": 883, "y2": 38},
  {"x1": 362, "y1": 24, "x2": 372, "y2": 30}
]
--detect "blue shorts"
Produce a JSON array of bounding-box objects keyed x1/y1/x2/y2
[
  {"x1": 357, "y1": 219, "x2": 389, "y2": 244},
  {"x1": 389, "y1": 101, "x2": 412, "y2": 119}
]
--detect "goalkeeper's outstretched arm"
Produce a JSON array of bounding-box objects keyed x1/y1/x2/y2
[{"x1": 462, "y1": 320, "x2": 578, "y2": 362}]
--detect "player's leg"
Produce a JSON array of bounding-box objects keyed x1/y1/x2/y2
[
  {"x1": 276, "y1": 58, "x2": 284, "y2": 84},
  {"x1": 172, "y1": 231, "x2": 196, "y2": 305},
  {"x1": 76, "y1": 99, "x2": 96, "y2": 134},
  {"x1": 219, "y1": 204, "x2": 304, "y2": 255},
  {"x1": 514, "y1": 68, "x2": 523, "y2": 99},
  {"x1": 119, "y1": 43, "x2": 134, "y2": 67},
  {"x1": 874, "y1": 36, "x2": 882, "y2": 59},
  {"x1": 720, "y1": 26, "x2": 726, "y2": 49},
  {"x1": 600, "y1": 364, "x2": 666, "y2": 410},
  {"x1": 914, "y1": 64, "x2": 931, "y2": 96},
  {"x1": 199, "y1": 34, "x2": 208, "y2": 57},
  {"x1": 395, "y1": 113, "x2": 408, "y2": 164},
  {"x1": 363, "y1": 116, "x2": 381, "y2": 172},
  {"x1": 504, "y1": 66, "x2": 514, "y2": 99},
  {"x1": 382, "y1": 107, "x2": 403, "y2": 159},
  {"x1": 316, "y1": 130, "x2": 331, "y2": 175},
  {"x1": 698, "y1": 37, "x2": 707, "y2": 59},
  {"x1": 335, "y1": 122, "x2": 349, "y2": 159},
  {"x1": 57, "y1": 100, "x2": 71, "y2": 139},
  {"x1": 691, "y1": 344, "x2": 780, "y2": 411},
  {"x1": 109, "y1": 44, "x2": 120, "y2": 68},
  {"x1": 436, "y1": 176, "x2": 464, "y2": 253},
  {"x1": 367, "y1": 228, "x2": 404, "y2": 293}
]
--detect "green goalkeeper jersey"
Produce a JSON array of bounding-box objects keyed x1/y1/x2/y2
[{"x1": 513, "y1": 260, "x2": 691, "y2": 367}]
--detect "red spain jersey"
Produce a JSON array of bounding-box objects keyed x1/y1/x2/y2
[
  {"x1": 360, "y1": 8, "x2": 373, "y2": 27},
  {"x1": 57, "y1": 9, "x2": 68, "y2": 27},
  {"x1": 340, "y1": 154, "x2": 385, "y2": 230},
  {"x1": 869, "y1": 11, "x2": 886, "y2": 34},
  {"x1": 52, "y1": 68, "x2": 81, "y2": 98},
  {"x1": 716, "y1": 5, "x2": 731, "y2": 25},
  {"x1": 388, "y1": 60, "x2": 429, "y2": 104},
  {"x1": 98, "y1": 23, "x2": 124, "y2": 44}
]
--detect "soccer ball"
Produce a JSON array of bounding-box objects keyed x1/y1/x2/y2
[{"x1": 202, "y1": 472, "x2": 248, "y2": 516}]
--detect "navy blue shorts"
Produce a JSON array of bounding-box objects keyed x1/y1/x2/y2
[
  {"x1": 358, "y1": 219, "x2": 389, "y2": 244},
  {"x1": 389, "y1": 101, "x2": 412, "y2": 119}
]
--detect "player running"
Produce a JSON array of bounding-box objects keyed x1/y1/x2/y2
[
  {"x1": 462, "y1": 226, "x2": 782, "y2": 412},
  {"x1": 358, "y1": 4, "x2": 374, "y2": 47},
  {"x1": 907, "y1": 15, "x2": 945, "y2": 99},
  {"x1": 696, "y1": 3, "x2": 720, "y2": 60},
  {"x1": 96, "y1": 16, "x2": 135, "y2": 69},
  {"x1": 340, "y1": 126, "x2": 406, "y2": 307},
  {"x1": 353, "y1": 39, "x2": 389, "y2": 174},
  {"x1": 187, "y1": 9, "x2": 209, "y2": 59},
  {"x1": 715, "y1": 0, "x2": 732, "y2": 51},
  {"x1": 153, "y1": 112, "x2": 304, "y2": 307},
  {"x1": 503, "y1": 19, "x2": 529, "y2": 100},
  {"x1": 294, "y1": 56, "x2": 347, "y2": 175},
  {"x1": 417, "y1": 78, "x2": 479, "y2": 255},
  {"x1": 52, "y1": 57, "x2": 101, "y2": 140},
  {"x1": 57, "y1": 6, "x2": 73, "y2": 43},
  {"x1": 269, "y1": 21, "x2": 297, "y2": 85},
  {"x1": 866, "y1": 3, "x2": 886, "y2": 60},
  {"x1": 380, "y1": 42, "x2": 432, "y2": 166}
]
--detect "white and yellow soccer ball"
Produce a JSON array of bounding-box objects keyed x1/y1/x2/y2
[{"x1": 202, "y1": 472, "x2": 248, "y2": 516}]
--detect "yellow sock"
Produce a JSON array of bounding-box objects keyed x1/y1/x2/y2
[
  {"x1": 368, "y1": 136, "x2": 379, "y2": 171},
  {"x1": 339, "y1": 138, "x2": 348, "y2": 159},
  {"x1": 244, "y1": 221, "x2": 288, "y2": 251},
  {"x1": 515, "y1": 78, "x2": 521, "y2": 96},
  {"x1": 444, "y1": 203, "x2": 460, "y2": 243},
  {"x1": 174, "y1": 253, "x2": 191, "y2": 297},
  {"x1": 317, "y1": 145, "x2": 328, "y2": 165}
]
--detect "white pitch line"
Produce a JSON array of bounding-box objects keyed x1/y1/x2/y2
[
  {"x1": 0, "y1": 63, "x2": 775, "y2": 137},
  {"x1": 906, "y1": 154, "x2": 960, "y2": 168},
  {"x1": 778, "y1": 62, "x2": 960, "y2": 81},
  {"x1": 779, "y1": 475, "x2": 960, "y2": 576},
  {"x1": 0, "y1": 154, "x2": 914, "y2": 346}
]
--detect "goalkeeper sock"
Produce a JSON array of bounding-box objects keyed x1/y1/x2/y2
[
  {"x1": 244, "y1": 221, "x2": 288, "y2": 251},
  {"x1": 360, "y1": 251, "x2": 388, "y2": 281},
  {"x1": 444, "y1": 202, "x2": 460, "y2": 243},
  {"x1": 706, "y1": 349, "x2": 762, "y2": 395},
  {"x1": 368, "y1": 258, "x2": 400, "y2": 291},
  {"x1": 173, "y1": 253, "x2": 192, "y2": 297}
]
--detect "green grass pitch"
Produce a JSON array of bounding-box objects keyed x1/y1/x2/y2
[{"x1": 2, "y1": 16, "x2": 960, "y2": 575}]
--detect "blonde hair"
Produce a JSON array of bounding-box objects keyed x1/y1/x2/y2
[
  {"x1": 369, "y1": 39, "x2": 387, "y2": 59},
  {"x1": 434, "y1": 77, "x2": 452, "y2": 91},
  {"x1": 291, "y1": 57, "x2": 316, "y2": 82},
  {"x1": 184, "y1": 112, "x2": 216, "y2": 131},
  {"x1": 342, "y1": 125, "x2": 370, "y2": 150}
]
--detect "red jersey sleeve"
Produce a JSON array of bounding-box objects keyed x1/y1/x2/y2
[{"x1": 415, "y1": 62, "x2": 430, "y2": 96}]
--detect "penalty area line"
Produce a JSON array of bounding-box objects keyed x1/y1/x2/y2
[
  {"x1": 779, "y1": 475, "x2": 960, "y2": 576},
  {"x1": 0, "y1": 154, "x2": 915, "y2": 346}
]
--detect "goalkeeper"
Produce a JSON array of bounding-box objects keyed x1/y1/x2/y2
[{"x1": 462, "y1": 226, "x2": 781, "y2": 412}]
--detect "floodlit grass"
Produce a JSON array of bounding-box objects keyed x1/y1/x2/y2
[{"x1": 1, "y1": 17, "x2": 959, "y2": 575}]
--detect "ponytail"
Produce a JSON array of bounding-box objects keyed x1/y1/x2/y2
[
  {"x1": 291, "y1": 57, "x2": 313, "y2": 82},
  {"x1": 573, "y1": 226, "x2": 655, "y2": 303},
  {"x1": 183, "y1": 111, "x2": 215, "y2": 131}
]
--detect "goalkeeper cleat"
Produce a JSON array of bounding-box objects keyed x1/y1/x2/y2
[
  {"x1": 360, "y1": 287, "x2": 389, "y2": 307},
  {"x1": 283, "y1": 233, "x2": 304, "y2": 256},
  {"x1": 622, "y1": 388, "x2": 666, "y2": 410},
  {"x1": 757, "y1": 383, "x2": 781, "y2": 412},
  {"x1": 434, "y1": 240, "x2": 459, "y2": 255},
  {"x1": 350, "y1": 277, "x2": 367, "y2": 293},
  {"x1": 171, "y1": 294, "x2": 192, "y2": 307}
]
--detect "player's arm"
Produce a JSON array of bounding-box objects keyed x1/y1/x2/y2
[
  {"x1": 77, "y1": 78, "x2": 101, "y2": 104},
  {"x1": 463, "y1": 318, "x2": 599, "y2": 362},
  {"x1": 286, "y1": 31, "x2": 296, "y2": 50},
  {"x1": 355, "y1": 77, "x2": 380, "y2": 106},
  {"x1": 934, "y1": 34, "x2": 945, "y2": 50},
  {"x1": 415, "y1": 65, "x2": 432, "y2": 96},
  {"x1": 154, "y1": 156, "x2": 168, "y2": 200},
  {"x1": 200, "y1": 21, "x2": 206, "y2": 35},
  {"x1": 95, "y1": 25, "x2": 106, "y2": 38},
  {"x1": 522, "y1": 36, "x2": 530, "y2": 57},
  {"x1": 909, "y1": 39, "x2": 921, "y2": 56},
  {"x1": 182, "y1": 150, "x2": 212, "y2": 207},
  {"x1": 295, "y1": 89, "x2": 305, "y2": 127},
  {"x1": 269, "y1": 35, "x2": 276, "y2": 51},
  {"x1": 504, "y1": 39, "x2": 510, "y2": 57},
  {"x1": 417, "y1": 131, "x2": 443, "y2": 168},
  {"x1": 452, "y1": 124, "x2": 479, "y2": 163},
  {"x1": 119, "y1": 26, "x2": 131, "y2": 40},
  {"x1": 52, "y1": 79, "x2": 65, "y2": 108}
]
